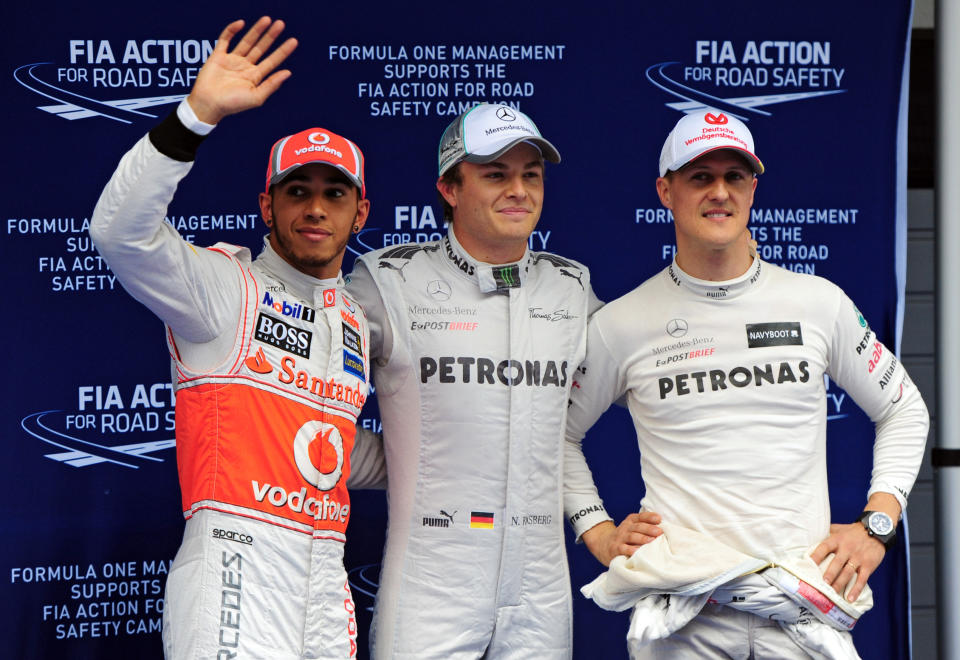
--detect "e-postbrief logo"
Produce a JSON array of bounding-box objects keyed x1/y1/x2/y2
[
  {"x1": 14, "y1": 37, "x2": 214, "y2": 124},
  {"x1": 646, "y1": 39, "x2": 847, "y2": 119}
]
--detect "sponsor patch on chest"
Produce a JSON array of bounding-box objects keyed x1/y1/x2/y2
[{"x1": 745, "y1": 322, "x2": 803, "y2": 348}]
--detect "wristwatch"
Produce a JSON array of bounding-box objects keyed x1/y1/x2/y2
[{"x1": 858, "y1": 510, "x2": 896, "y2": 549}]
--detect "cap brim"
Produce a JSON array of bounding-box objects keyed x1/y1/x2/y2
[
  {"x1": 270, "y1": 161, "x2": 365, "y2": 196},
  {"x1": 667, "y1": 146, "x2": 764, "y2": 176},
  {"x1": 464, "y1": 136, "x2": 561, "y2": 166}
]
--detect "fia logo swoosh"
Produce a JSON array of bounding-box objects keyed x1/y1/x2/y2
[
  {"x1": 14, "y1": 62, "x2": 185, "y2": 124},
  {"x1": 21, "y1": 410, "x2": 174, "y2": 468},
  {"x1": 645, "y1": 61, "x2": 845, "y2": 120}
]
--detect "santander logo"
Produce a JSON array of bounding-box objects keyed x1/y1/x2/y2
[{"x1": 245, "y1": 347, "x2": 273, "y2": 374}]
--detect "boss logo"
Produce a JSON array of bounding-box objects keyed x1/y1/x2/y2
[{"x1": 255, "y1": 312, "x2": 312, "y2": 358}]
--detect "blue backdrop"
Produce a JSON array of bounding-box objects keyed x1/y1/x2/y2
[{"x1": 2, "y1": 1, "x2": 913, "y2": 657}]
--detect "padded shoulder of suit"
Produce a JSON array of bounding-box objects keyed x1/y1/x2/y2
[
  {"x1": 207, "y1": 241, "x2": 252, "y2": 264},
  {"x1": 529, "y1": 250, "x2": 589, "y2": 276}
]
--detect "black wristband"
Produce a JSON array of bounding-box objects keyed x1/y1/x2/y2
[{"x1": 148, "y1": 109, "x2": 208, "y2": 162}]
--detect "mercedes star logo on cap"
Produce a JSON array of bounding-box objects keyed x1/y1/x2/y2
[
  {"x1": 496, "y1": 106, "x2": 516, "y2": 122},
  {"x1": 666, "y1": 318, "x2": 689, "y2": 337}
]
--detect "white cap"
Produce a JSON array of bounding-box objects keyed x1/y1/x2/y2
[
  {"x1": 659, "y1": 109, "x2": 764, "y2": 177},
  {"x1": 438, "y1": 103, "x2": 561, "y2": 176}
]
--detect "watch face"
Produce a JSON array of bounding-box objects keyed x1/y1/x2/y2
[{"x1": 868, "y1": 512, "x2": 894, "y2": 535}]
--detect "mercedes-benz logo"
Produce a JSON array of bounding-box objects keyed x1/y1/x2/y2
[
  {"x1": 666, "y1": 318, "x2": 688, "y2": 337},
  {"x1": 427, "y1": 279, "x2": 452, "y2": 301},
  {"x1": 496, "y1": 106, "x2": 516, "y2": 122}
]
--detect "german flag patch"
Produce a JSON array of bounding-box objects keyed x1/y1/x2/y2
[{"x1": 470, "y1": 511, "x2": 494, "y2": 529}]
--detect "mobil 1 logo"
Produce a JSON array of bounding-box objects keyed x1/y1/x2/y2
[{"x1": 255, "y1": 312, "x2": 312, "y2": 358}]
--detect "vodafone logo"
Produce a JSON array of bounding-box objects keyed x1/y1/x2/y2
[
  {"x1": 308, "y1": 132, "x2": 331, "y2": 145},
  {"x1": 294, "y1": 421, "x2": 344, "y2": 491},
  {"x1": 323, "y1": 289, "x2": 337, "y2": 308},
  {"x1": 704, "y1": 112, "x2": 728, "y2": 125}
]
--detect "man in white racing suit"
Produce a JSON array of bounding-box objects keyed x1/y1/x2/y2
[
  {"x1": 90, "y1": 18, "x2": 384, "y2": 659},
  {"x1": 565, "y1": 109, "x2": 928, "y2": 658},
  {"x1": 346, "y1": 103, "x2": 661, "y2": 659}
]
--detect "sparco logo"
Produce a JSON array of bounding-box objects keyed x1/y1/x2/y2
[
  {"x1": 255, "y1": 312, "x2": 312, "y2": 358},
  {"x1": 212, "y1": 529, "x2": 254, "y2": 545},
  {"x1": 659, "y1": 360, "x2": 810, "y2": 399},
  {"x1": 421, "y1": 357, "x2": 568, "y2": 387}
]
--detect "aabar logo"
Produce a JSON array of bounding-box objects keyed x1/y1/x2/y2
[
  {"x1": 294, "y1": 421, "x2": 344, "y2": 491},
  {"x1": 705, "y1": 112, "x2": 728, "y2": 125},
  {"x1": 244, "y1": 347, "x2": 273, "y2": 374}
]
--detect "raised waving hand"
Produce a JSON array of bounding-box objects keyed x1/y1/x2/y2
[{"x1": 186, "y1": 17, "x2": 298, "y2": 125}]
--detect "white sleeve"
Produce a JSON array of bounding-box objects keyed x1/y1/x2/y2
[
  {"x1": 346, "y1": 258, "x2": 394, "y2": 362},
  {"x1": 89, "y1": 135, "x2": 241, "y2": 343},
  {"x1": 564, "y1": 311, "x2": 629, "y2": 539},
  {"x1": 347, "y1": 427, "x2": 387, "y2": 490},
  {"x1": 826, "y1": 291, "x2": 929, "y2": 512}
]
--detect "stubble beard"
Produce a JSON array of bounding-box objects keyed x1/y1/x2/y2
[{"x1": 270, "y1": 201, "x2": 356, "y2": 275}]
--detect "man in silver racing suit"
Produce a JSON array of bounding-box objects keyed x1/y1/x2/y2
[
  {"x1": 565, "y1": 109, "x2": 929, "y2": 658},
  {"x1": 346, "y1": 103, "x2": 661, "y2": 659},
  {"x1": 90, "y1": 18, "x2": 384, "y2": 659}
]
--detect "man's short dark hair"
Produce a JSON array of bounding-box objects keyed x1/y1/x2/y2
[{"x1": 437, "y1": 163, "x2": 463, "y2": 223}]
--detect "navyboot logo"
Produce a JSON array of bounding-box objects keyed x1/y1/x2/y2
[{"x1": 745, "y1": 322, "x2": 803, "y2": 348}]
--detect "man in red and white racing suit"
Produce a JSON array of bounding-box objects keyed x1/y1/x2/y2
[{"x1": 90, "y1": 18, "x2": 384, "y2": 659}]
